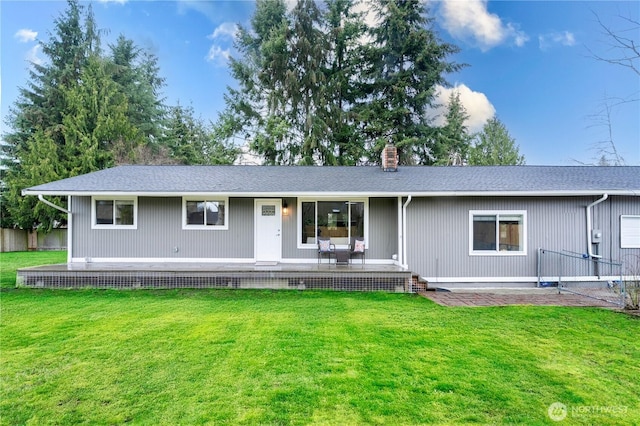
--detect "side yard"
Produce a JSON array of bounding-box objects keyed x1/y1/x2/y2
[{"x1": 1, "y1": 253, "x2": 639, "y2": 424}]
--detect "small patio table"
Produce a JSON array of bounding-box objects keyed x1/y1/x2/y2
[{"x1": 335, "y1": 249, "x2": 350, "y2": 265}]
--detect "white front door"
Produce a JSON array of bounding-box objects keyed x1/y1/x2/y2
[{"x1": 255, "y1": 199, "x2": 282, "y2": 263}]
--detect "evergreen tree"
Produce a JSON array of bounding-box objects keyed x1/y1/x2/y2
[
  {"x1": 468, "y1": 116, "x2": 525, "y2": 165},
  {"x1": 1, "y1": 0, "x2": 102, "y2": 230},
  {"x1": 433, "y1": 90, "x2": 471, "y2": 165},
  {"x1": 218, "y1": 0, "x2": 370, "y2": 165},
  {"x1": 359, "y1": 0, "x2": 462, "y2": 165},
  {"x1": 2, "y1": 0, "x2": 101, "y2": 167},
  {"x1": 109, "y1": 35, "x2": 166, "y2": 147},
  {"x1": 61, "y1": 54, "x2": 140, "y2": 172},
  {"x1": 4, "y1": 130, "x2": 63, "y2": 231},
  {"x1": 162, "y1": 105, "x2": 237, "y2": 165},
  {"x1": 1, "y1": 0, "x2": 167, "y2": 230},
  {"x1": 323, "y1": 0, "x2": 366, "y2": 165},
  {"x1": 223, "y1": 0, "x2": 292, "y2": 164},
  {"x1": 288, "y1": 0, "x2": 329, "y2": 165}
]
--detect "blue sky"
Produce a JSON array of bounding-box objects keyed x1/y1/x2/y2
[{"x1": 2, "y1": 0, "x2": 639, "y2": 165}]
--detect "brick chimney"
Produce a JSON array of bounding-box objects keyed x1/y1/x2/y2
[{"x1": 381, "y1": 143, "x2": 398, "y2": 172}]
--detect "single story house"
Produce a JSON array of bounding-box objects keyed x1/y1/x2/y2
[{"x1": 21, "y1": 152, "x2": 640, "y2": 288}]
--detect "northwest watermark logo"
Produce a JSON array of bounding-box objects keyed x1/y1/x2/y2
[
  {"x1": 548, "y1": 402, "x2": 567, "y2": 421},
  {"x1": 548, "y1": 402, "x2": 628, "y2": 422}
]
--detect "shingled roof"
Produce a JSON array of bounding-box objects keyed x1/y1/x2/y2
[{"x1": 22, "y1": 165, "x2": 640, "y2": 196}]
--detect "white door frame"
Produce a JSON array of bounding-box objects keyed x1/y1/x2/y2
[{"x1": 254, "y1": 199, "x2": 282, "y2": 263}]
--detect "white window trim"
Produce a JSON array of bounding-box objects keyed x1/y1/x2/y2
[
  {"x1": 182, "y1": 196, "x2": 229, "y2": 230},
  {"x1": 469, "y1": 210, "x2": 527, "y2": 256},
  {"x1": 621, "y1": 215, "x2": 640, "y2": 248},
  {"x1": 91, "y1": 196, "x2": 138, "y2": 230},
  {"x1": 297, "y1": 198, "x2": 369, "y2": 249}
]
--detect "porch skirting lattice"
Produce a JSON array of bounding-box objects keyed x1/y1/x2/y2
[{"x1": 17, "y1": 263, "x2": 414, "y2": 293}]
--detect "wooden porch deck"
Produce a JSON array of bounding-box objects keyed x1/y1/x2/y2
[{"x1": 17, "y1": 262, "x2": 415, "y2": 293}]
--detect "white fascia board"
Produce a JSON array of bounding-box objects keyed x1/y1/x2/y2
[
  {"x1": 25, "y1": 191, "x2": 388, "y2": 197},
  {"x1": 423, "y1": 275, "x2": 624, "y2": 283},
  {"x1": 407, "y1": 190, "x2": 640, "y2": 197},
  {"x1": 23, "y1": 189, "x2": 640, "y2": 197},
  {"x1": 71, "y1": 257, "x2": 255, "y2": 264}
]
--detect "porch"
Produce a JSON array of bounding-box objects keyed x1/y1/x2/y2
[{"x1": 16, "y1": 262, "x2": 416, "y2": 293}]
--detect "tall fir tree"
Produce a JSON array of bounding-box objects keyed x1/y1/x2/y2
[
  {"x1": 2, "y1": 0, "x2": 103, "y2": 230},
  {"x1": 1, "y1": 0, "x2": 170, "y2": 230},
  {"x1": 2, "y1": 0, "x2": 101, "y2": 167},
  {"x1": 61, "y1": 54, "x2": 140, "y2": 172},
  {"x1": 434, "y1": 90, "x2": 471, "y2": 165},
  {"x1": 163, "y1": 104, "x2": 239, "y2": 165},
  {"x1": 358, "y1": 0, "x2": 462, "y2": 165},
  {"x1": 3, "y1": 130, "x2": 63, "y2": 231},
  {"x1": 222, "y1": 0, "x2": 292, "y2": 164},
  {"x1": 468, "y1": 116, "x2": 525, "y2": 165},
  {"x1": 288, "y1": 0, "x2": 329, "y2": 164},
  {"x1": 109, "y1": 35, "x2": 166, "y2": 149},
  {"x1": 323, "y1": 0, "x2": 366, "y2": 165}
]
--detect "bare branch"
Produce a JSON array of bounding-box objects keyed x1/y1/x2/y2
[
  {"x1": 587, "y1": 10, "x2": 640, "y2": 76},
  {"x1": 584, "y1": 95, "x2": 627, "y2": 166}
]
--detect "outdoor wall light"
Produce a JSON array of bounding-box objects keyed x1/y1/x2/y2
[{"x1": 282, "y1": 200, "x2": 289, "y2": 216}]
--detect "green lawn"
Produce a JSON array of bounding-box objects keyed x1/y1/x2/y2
[
  {"x1": 1, "y1": 253, "x2": 639, "y2": 425},
  {"x1": 0, "y1": 251, "x2": 66, "y2": 289}
]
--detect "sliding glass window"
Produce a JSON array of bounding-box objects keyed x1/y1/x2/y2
[{"x1": 299, "y1": 199, "x2": 366, "y2": 248}]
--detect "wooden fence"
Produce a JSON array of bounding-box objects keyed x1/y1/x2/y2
[{"x1": 0, "y1": 229, "x2": 67, "y2": 252}]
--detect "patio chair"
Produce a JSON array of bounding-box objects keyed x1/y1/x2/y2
[
  {"x1": 317, "y1": 237, "x2": 335, "y2": 264},
  {"x1": 349, "y1": 237, "x2": 366, "y2": 267}
]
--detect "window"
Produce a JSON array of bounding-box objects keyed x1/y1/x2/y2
[
  {"x1": 621, "y1": 215, "x2": 640, "y2": 248},
  {"x1": 182, "y1": 197, "x2": 228, "y2": 230},
  {"x1": 299, "y1": 199, "x2": 366, "y2": 248},
  {"x1": 92, "y1": 197, "x2": 137, "y2": 229},
  {"x1": 469, "y1": 211, "x2": 526, "y2": 255}
]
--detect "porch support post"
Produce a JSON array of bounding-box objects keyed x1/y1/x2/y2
[
  {"x1": 67, "y1": 197, "x2": 73, "y2": 263},
  {"x1": 402, "y1": 195, "x2": 412, "y2": 269},
  {"x1": 397, "y1": 196, "x2": 403, "y2": 266}
]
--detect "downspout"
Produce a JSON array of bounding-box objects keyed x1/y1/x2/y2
[
  {"x1": 397, "y1": 196, "x2": 403, "y2": 266},
  {"x1": 38, "y1": 194, "x2": 71, "y2": 214},
  {"x1": 402, "y1": 195, "x2": 412, "y2": 269},
  {"x1": 586, "y1": 194, "x2": 608, "y2": 259}
]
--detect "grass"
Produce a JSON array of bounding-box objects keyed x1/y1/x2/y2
[
  {"x1": 1, "y1": 252, "x2": 639, "y2": 425},
  {"x1": 0, "y1": 251, "x2": 66, "y2": 289}
]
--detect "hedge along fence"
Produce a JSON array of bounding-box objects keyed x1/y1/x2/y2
[{"x1": 0, "y1": 229, "x2": 67, "y2": 252}]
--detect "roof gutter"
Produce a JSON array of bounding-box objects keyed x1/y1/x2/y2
[
  {"x1": 586, "y1": 194, "x2": 608, "y2": 259},
  {"x1": 38, "y1": 195, "x2": 71, "y2": 214},
  {"x1": 21, "y1": 189, "x2": 640, "y2": 198}
]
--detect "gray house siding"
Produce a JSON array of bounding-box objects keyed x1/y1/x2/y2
[
  {"x1": 369, "y1": 198, "x2": 398, "y2": 260},
  {"x1": 73, "y1": 196, "x2": 254, "y2": 259},
  {"x1": 282, "y1": 197, "x2": 398, "y2": 260},
  {"x1": 73, "y1": 196, "x2": 399, "y2": 261},
  {"x1": 592, "y1": 196, "x2": 640, "y2": 266},
  {"x1": 406, "y1": 195, "x2": 640, "y2": 281}
]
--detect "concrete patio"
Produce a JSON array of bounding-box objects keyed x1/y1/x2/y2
[{"x1": 420, "y1": 288, "x2": 621, "y2": 307}]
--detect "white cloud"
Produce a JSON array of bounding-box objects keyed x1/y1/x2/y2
[
  {"x1": 438, "y1": 0, "x2": 528, "y2": 51},
  {"x1": 538, "y1": 31, "x2": 576, "y2": 51},
  {"x1": 26, "y1": 45, "x2": 44, "y2": 66},
  {"x1": 14, "y1": 29, "x2": 37, "y2": 43},
  {"x1": 431, "y1": 84, "x2": 495, "y2": 133},
  {"x1": 206, "y1": 22, "x2": 237, "y2": 67},
  {"x1": 208, "y1": 22, "x2": 238, "y2": 40},
  {"x1": 205, "y1": 45, "x2": 231, "y2": 66},
  {"x1": 353, "y1": 0, "x2": 380, "y2": 28},
  {"x1": 177, "y1": 0, "x2": 218, "y2": 22}
]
